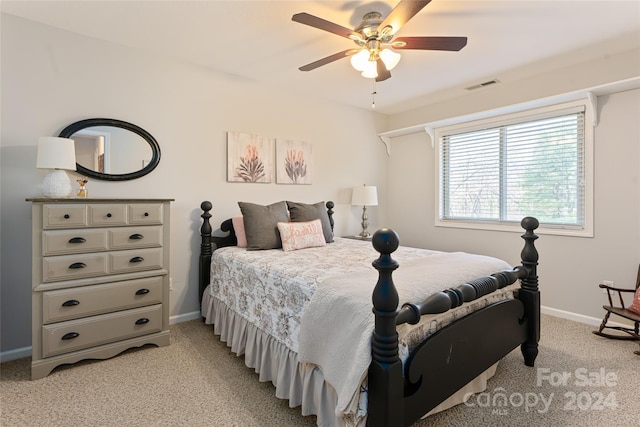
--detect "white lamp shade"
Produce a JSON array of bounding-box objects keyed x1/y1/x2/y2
[
  {"x1": 379, "y1": 48, "x2": 401, "y2": 71},
  {"x1": 361, "y1": 60, "x2": 378, "y2": 79},
  {"x1": 350, "y1": 49, "x2": 370, "y2": 71},
  {"x1": 351, "y1": 185, "x2": 378, "y2": 206},
  {"x1": 36, "y1": 137, "x2": 77, "y2": 170}
]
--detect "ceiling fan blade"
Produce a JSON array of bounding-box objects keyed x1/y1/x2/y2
[
  {"x1": 298, "y1": 49, "x2": 357, "y2": 72},
  {"x1": 393, "y1": 36, "x2": 468, "y2": 51},
  {"x1": 375, "y1": 59, "x2": 392, "y2": 82},
  {"x1": 378, "y1": 0, "x2": 432, "y2": 37},
  {"x1": 292, "y1": 12, "x2": 357, "y2": 39}
]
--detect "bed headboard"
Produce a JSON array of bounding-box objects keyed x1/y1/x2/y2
[{"x1": 198, "y1": 200, "x2": 335, "y2": 302}]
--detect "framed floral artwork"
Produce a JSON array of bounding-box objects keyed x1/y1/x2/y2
[
  {"x1": 227, "y1": 131, "x2": 273, "y2": 183},
  {"x1": 276, "y1": 139, "x2": 312, "y2": 184}
]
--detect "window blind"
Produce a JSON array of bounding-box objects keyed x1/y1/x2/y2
[{"x1": 440, "y1": 110, "x2": 585, "y2": 228}]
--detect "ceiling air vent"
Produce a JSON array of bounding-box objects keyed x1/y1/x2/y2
[{"x1": 465, "y1": 79, "x2": 501, "y2": 91}]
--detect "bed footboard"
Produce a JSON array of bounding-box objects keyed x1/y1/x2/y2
[{"x1": 368, "y1": 217, "x2": 540, "y2": 427}]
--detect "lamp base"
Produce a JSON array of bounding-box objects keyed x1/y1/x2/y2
[
  {"x1": 41, "y1": 170, "x2": 72, "y2": 198},
  {"x1": 359, "y1": 205, "x2": 370, "y2": 238}
]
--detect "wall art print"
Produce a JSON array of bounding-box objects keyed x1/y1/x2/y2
[
  {"x1": 276, "y1": 139, "x2": 312, "y2": 185},
  {"x1": 227, "y1": 131, "x2": 273, "y2": 183}
]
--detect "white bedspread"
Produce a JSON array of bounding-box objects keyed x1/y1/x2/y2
[
  {"x1": 207, "y1": 238, "x2": 514, "y2": 424},
  {"x1": 297, "y1": 252, "x2": 512, "y2": 418},
  {"x1": 208, "y1": 238, "x2": 438, "y2": 352}
]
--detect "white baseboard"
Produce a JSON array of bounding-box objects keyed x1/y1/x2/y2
[
  {"x1": 0, "y1": 346, "x2": 32, "y2": 363},
  {"x1": 541, "y1": 305, "x2": 630, "y2": 328},
  {"x1": 0, "y1": 311, "x2": 203, "y2": 363},
  {"x1": 169, "y1": 310, "x2": 202, "y2": 324}
]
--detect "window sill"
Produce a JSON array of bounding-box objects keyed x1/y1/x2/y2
[{"x1": 435, "y1": 219, "x2": 593, "y2": 238}]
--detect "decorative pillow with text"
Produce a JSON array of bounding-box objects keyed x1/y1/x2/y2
[
  {"x1": 277, "y1": 219, "x2": 327, "y2": 252},
  {"x1": 286, "y1": 201, "x2": 334, "y2": 243}
]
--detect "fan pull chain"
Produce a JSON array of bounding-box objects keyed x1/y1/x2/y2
[{"x1": 371, "y1": 80, "x2": 377, "y2": 109}]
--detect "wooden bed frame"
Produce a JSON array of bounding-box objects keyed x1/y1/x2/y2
[{"x1": 198, "y1": 200, "x2": 540, "y2": 427}]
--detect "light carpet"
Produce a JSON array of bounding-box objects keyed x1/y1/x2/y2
[{"x1": 1, "y1": 315, "x2": 637, "y2": 426}]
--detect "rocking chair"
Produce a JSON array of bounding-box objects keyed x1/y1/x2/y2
[{"x1": 593, "y1": 265, "x2": 640, "y2": 355}]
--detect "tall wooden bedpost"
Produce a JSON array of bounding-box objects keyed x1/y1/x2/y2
[
  {"x1": 199, "y1": 201, "x2": 213, "y2": 304},
  {"x1": 325, "y1": 201, "x2": 335, "y2": 232},
  {"x1": 368, "y1": 229, "x2": 403, "y2": 427},
  {"x1": 519, "y1": 216, "x2": 540, "y2": 366}
]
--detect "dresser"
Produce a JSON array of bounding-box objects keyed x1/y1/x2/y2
[{"x1": 27, "y1": 198, "x2": 173, "y2": 380}]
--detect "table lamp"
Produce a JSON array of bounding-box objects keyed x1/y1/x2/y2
[
  {"x1": 351, "y1": 184, "x2": 378, "y2": 238},
  {"x1": 36, "y1": 137, "x2": 77, "y2": 198}
]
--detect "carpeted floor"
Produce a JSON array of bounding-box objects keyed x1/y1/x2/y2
[{"x1": 1, "y1": 314, "x2": 637, "y2": 426}]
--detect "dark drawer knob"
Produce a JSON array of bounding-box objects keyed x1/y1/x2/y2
[
  {"x1": 68, "y1": 237, "x2": 86, "y2": 244},
  {"x1": 129, "y1": 256, "x2": 144, "y2": 263},
  {"x1": 135, "y1": 288, "x2": 150, "y2": 295},
  {"x1": 135, "y1": 318, "x2": 149, "y2": 325},
  {"x1": 106, "y1": 213, "x2": 112, "y2": 218},
  {"x1": 69, "y1": 262, "x2": 87, "y2": 269},
  {"x1": 61, "y1": 332, "x2": 79, "y2": 340},
  {"x1": 62, "y1": 299, "x2": 80, "y2": 307},
  {"x1": 64, "y1": 214, "x2": 70, "y2": 219},
  {"x1": 144, "y1": 212, "x2": 149, "y2": 217},
  {"x1": 129, "y1": 233, "x2": 144, "y2": 240}
]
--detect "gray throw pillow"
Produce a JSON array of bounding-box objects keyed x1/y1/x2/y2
[
  {"x1": 238, "y1": 201, "x2": 289, "y2": 250},
  {"x1": 286, "y1": 201, "x2": 334, "y2": 243}
]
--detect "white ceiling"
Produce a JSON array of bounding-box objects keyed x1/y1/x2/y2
[{"x1": 2, "y1": 0, "x2": 639, "y2": 115}]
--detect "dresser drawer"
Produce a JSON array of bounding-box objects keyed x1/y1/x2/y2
[
  {"x1": 128, "y1": 204, "x2": 163, "y2": 225},
  {"x1": 42, "y1": 276, "x2": 164, "y2": 324},
  {"x1": 43, "y1": 253, "x2": 108, "y2": 282},
  {"x1": 41, "y1": 304, "x2": 162, "y2": 357},
  {"x1": 89, "y1": 204, "x2": 127, "y2": 226},
  {"x1": 109, "y1": 226, "x2": 163, "y2": 250},
  {"x1": 42, "y1": 229, "x2": 108, "y2": 256},
  {"x1": 110, "y1": 248, "x2": 163, "y2": 274},
  {"x1": 43, "y1": 205, "x2": 87, "y2": 229}
]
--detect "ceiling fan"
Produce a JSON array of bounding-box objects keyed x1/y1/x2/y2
[{"x1": 292, "y1": 0, "x2": 467, "y2": 82}]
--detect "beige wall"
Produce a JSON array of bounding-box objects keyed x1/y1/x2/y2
[
  {"x1": 385, "y1": 49, "x2": 640, "y2": 323},
  {"x1": 0, "y1": 14, "x2": 389, "y2": 356}
]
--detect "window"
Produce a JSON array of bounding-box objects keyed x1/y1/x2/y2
[{"x1": 436, "y1": 100, "x2": 593, "y2": 237}]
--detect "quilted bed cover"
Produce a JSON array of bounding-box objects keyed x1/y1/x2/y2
[{"x1": 204, "y1": 237, "x2": 514, "y2": 425}]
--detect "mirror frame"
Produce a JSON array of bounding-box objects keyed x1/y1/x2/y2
[{"x1": 59, "y1": 118, "x2": 161, "y2": 181}]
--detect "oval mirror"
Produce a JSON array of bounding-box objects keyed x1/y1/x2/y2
[{"x1": 58, "y1": 118, "x2": 161, "y2": 181}]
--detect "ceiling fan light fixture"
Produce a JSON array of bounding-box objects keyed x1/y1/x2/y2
[
  {"x1": 293, "y1": 1, "x2": 467, "y2": 85},
  {"x1": 350, "y1": 49, "x2": 371, "y2": 71},
  {"x1": 379, "y1": 48, "x2": 401, "y2": 71}
]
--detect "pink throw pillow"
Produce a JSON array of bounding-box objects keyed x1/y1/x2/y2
[
  {"x1": 232, "y1": 216, "x2": 248, "y2": 248},
  {"x1": 628, "y1": 287, "x2": 640, "y2": 315},
  {"x1": 277, "y1": 219, "x2": 326, "y2": 252}
]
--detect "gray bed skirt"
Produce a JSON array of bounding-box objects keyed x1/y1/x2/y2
[{"x1": 201, "y1": 285, "x2": 497, "y2": 426}]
